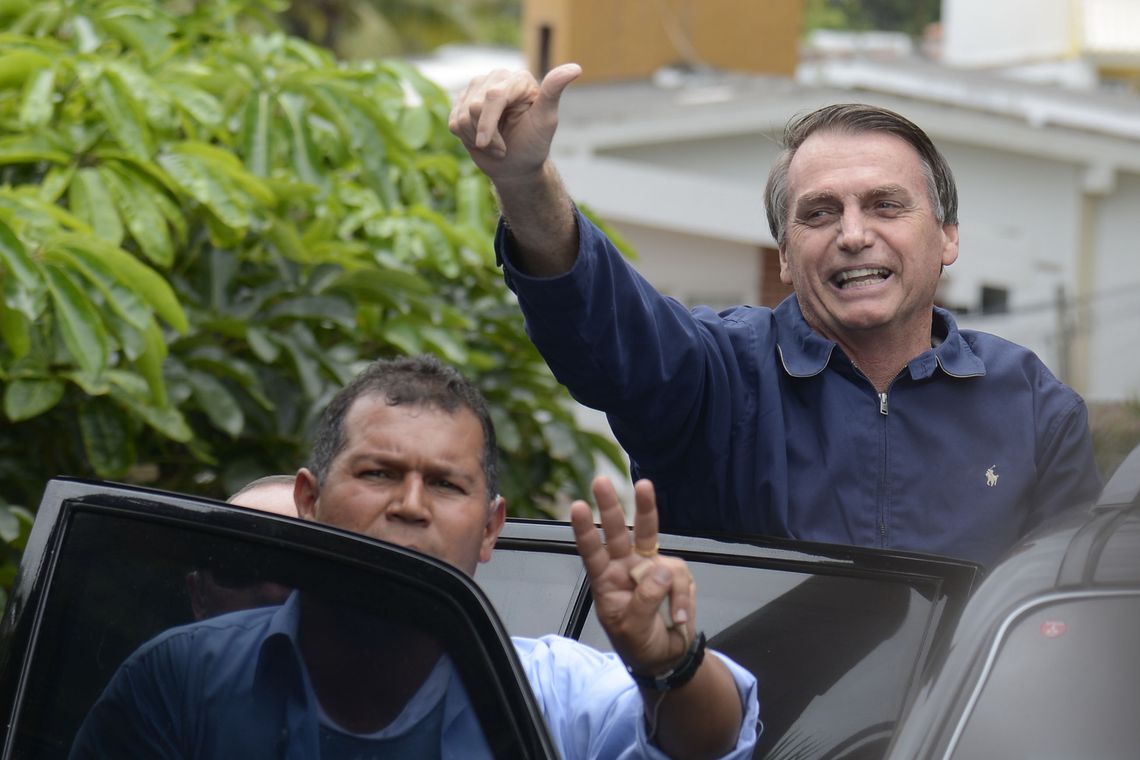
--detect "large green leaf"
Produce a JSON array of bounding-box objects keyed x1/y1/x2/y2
[
  {"x1": 68, "y1": 167, "x2": 125, "y2": 245},
  {"x1": 164, "y1": 81, "x2": 224, "y2": 128},
  {"x1": 277, "y1": 91, "x2": 323, "y2": 187},
  {"x1": 88, "y1": 66, "x2": 156, "y2": 160},
  {"x1": 455, "y1": 173, "x2": 488, "y2": 232},
  {"x1": 0, "y1": 298, "x2": 30, "y2": 358},
  {"x1": 53, "y1": 233, "x2": 187, "y2": 333},
  {"x1": 245, "y1": 326, "x2": 280, "y2": 362},
  {"x1": 3, "y1": 377, "x2": 65, "y2": 421},
  {"x1": 100, "y1": 164, "x2": 175, "y2": 267},
  {"x1": 107, "y1": 370, "x2": 193, "y2": 443},
  {"x1": 175, "y1": 141, "x2": 275, "y2": 201},
  {"x1": 183, "y1": 347, "x2": 274, "y2": 410},
  {"x1": 186, "y1": 368, "x2": 244, "y2": 437},
  {"x1": 274, "y1": 325, "x2": 324, "y2": 400},
  {"x1": 419, "y1": 326, "x2": 468, "y2": 365},
  {"x1": 78, "y1": 400, "x2": 135, "y2": 478},
  {"x1": 97, "y1": 10, "x2": 176, "y2": 65},
  {"x1": 0, "y1": 135, "x2": 73, "y2": 166},
  {"x1": 238, "y1": 90, "x2": 271, "y2": 177},
  {"x1": 157, "y1": 147, "x2": 251, "y2": 231},
  {"x1": 0, "y1": 502, "x2": 33, "y2": 549},
  {"x1": 42, "y1": 244, "x2": 149, "y2": 331},
  {"x1": 0, "y1": 217, "x2": 42, "y2": 295},
  {"x1": 0, "y1": 49, "x2": 54, "y2": 88},
  {"x1": 135, "y1": 318, "x2": 168, "y2": 407},
  {"x1": 18, "y1": 64, "x2": 55, "y2": 129},
  {"x1": 43, "y1": 264, "x2": 108, "y2": 376},
  {"x1": 397, "y1": 103, "x2": 432, "y2": 151}
]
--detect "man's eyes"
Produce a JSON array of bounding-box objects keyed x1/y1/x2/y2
[
  {"x1": 430, "y1": 479, "x2": 465, "y2": 494},
  {"x1": 798, "y1": 207, "x2": 835, "y2": 223},
  {"x1": 359, "y1": 469, "x2": 465, "y2": 493}
]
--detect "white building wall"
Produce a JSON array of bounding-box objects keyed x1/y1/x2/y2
[
  {"x1": 610, "y1": 222, "x2": 760, "y2": 309},
  {"x1": 942, "y1": 0, "x2": 1072, "y2": 68},
  {"x1": 601, "y1": 131, "x2": 781, "y2": 185},
  {"x1": 941, "y1": 142, "x2": 1082, "y2": 312},
  {"x1": 1087, "y1": 172, "x2": 1140, "y2": 400}
]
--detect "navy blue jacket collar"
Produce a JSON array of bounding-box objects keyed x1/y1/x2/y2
[{"x1": 773, "y1": 295, "x2": 986, "y2": 381}]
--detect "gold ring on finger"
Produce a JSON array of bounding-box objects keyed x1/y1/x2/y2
[{"x1": 634, "y1": 542, "x2": 659, "y2": 558}]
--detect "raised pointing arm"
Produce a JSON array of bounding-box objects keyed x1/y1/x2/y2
[{"x1": 448, "y1": 63, "x2": 583, "y2": 278}]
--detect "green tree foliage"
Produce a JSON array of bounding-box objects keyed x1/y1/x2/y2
[
  {"x1": 804, "y1": 0, "x2": 939, "y2": 38},
  {"x1": 282, "y1": 0, "x2": 521, "y2": 60},
  {"x1": 0, "y1": 0, "x2": 625, "y2": 602}
]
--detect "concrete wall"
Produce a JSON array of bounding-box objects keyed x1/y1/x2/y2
[
  {"x1": 611, "y1": 222, "x2": 760, "y2": 309},
  {"x1": 1086, "y1": 171, "x2": 1140, "y2": 400},
  {"x1": 943, "y1": 0, "x2": 1072, "y2": 67},
  {"x1": 941, "y1": 141, "x2": 1083, "y2": 314}
]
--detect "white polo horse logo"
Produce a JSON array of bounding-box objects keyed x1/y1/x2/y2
[{"x1": 985, "y1": 465, "x2": 999, "y2": 487}]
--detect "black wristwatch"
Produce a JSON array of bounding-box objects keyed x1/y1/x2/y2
[{"x1": 627, "y1": 632, "x2": 708, "y2": 692}]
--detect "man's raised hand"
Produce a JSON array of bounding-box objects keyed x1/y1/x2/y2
[
  {"x1": 448, "y1": 63, "x2": 581, "y2": 185},
  {"x1": 569, "y1": 476, "x2": 696, "y2": 677}
]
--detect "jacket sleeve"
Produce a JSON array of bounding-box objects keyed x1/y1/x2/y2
[
  {"x1": 1023, "y1": 391, "x2": 1102, "y2": 534},
  {"x1": 497, "y1": 210, "x2": 762, "y2": 473}
]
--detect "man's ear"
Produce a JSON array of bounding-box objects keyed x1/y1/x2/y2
[
  {"x1": 941, "y1": 223, "x2": 960, "y2": 267},
  {"x1": 778, "y1": 245, "x2": 793, "y2": 284},
  {"x1": 294, "y1": 469, "x2": 320, "y2": 522},
  {"x1": 479, "y1": 495, "x2": 507, "y2": 565}
]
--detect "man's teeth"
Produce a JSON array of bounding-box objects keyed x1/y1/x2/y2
[{"x1": 835, "y1": 268, "x2": 890, "y2": 289}]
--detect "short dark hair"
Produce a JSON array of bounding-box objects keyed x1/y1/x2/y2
[
  {"x1": 309, "y1": 355, "x2": 498, "y2": 502},
  {"x1": 764, "y1": 103, "x2": 958, "y2": 247}
]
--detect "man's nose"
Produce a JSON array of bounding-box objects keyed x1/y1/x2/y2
[
  {"x1": 837, "y1": 207, "x2": 872, "y2": 253},
  {"x1": 388, "y1": 476, "x2": 430, "y2": 522}
]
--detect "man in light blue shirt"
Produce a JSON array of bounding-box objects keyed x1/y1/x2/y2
[{"x1": 72, "y1": 356, "x2": 759, "y2": 759}]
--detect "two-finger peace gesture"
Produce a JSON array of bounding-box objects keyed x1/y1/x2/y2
[{"x1": 569, "y1": 476, "x2": 695, "y2": 675}]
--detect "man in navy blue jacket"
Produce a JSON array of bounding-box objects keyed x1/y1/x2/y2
[{"x1": 449, "y1": 64, "x2": 1102, "y2": 569}]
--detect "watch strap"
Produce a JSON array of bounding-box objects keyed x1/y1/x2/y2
[{"x1": 627, "y1": 631, "x2": 707, "y2": 692}]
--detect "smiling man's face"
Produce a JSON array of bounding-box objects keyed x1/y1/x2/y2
[{"x1": 779, "y1": 130, "x2": 959, "y2": 353}]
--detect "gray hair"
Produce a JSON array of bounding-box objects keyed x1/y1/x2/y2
[{"x1": 764, "y1": 103, "x2": 958, "y2": 247}]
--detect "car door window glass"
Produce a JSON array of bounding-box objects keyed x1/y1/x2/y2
[
  {"x1": 477, "y1": 549, "x2": 585, "y2": 639},
  {"x1": 7, "y1": 506, "x2": 541, "y2": 760},
  {"x1": 578, "y1": 562, "x2": 942, "y2": 760}
]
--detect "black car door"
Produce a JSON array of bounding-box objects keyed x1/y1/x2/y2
[{"x1": 0, "y1": 478, "x2": 559, "y2": 760}]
